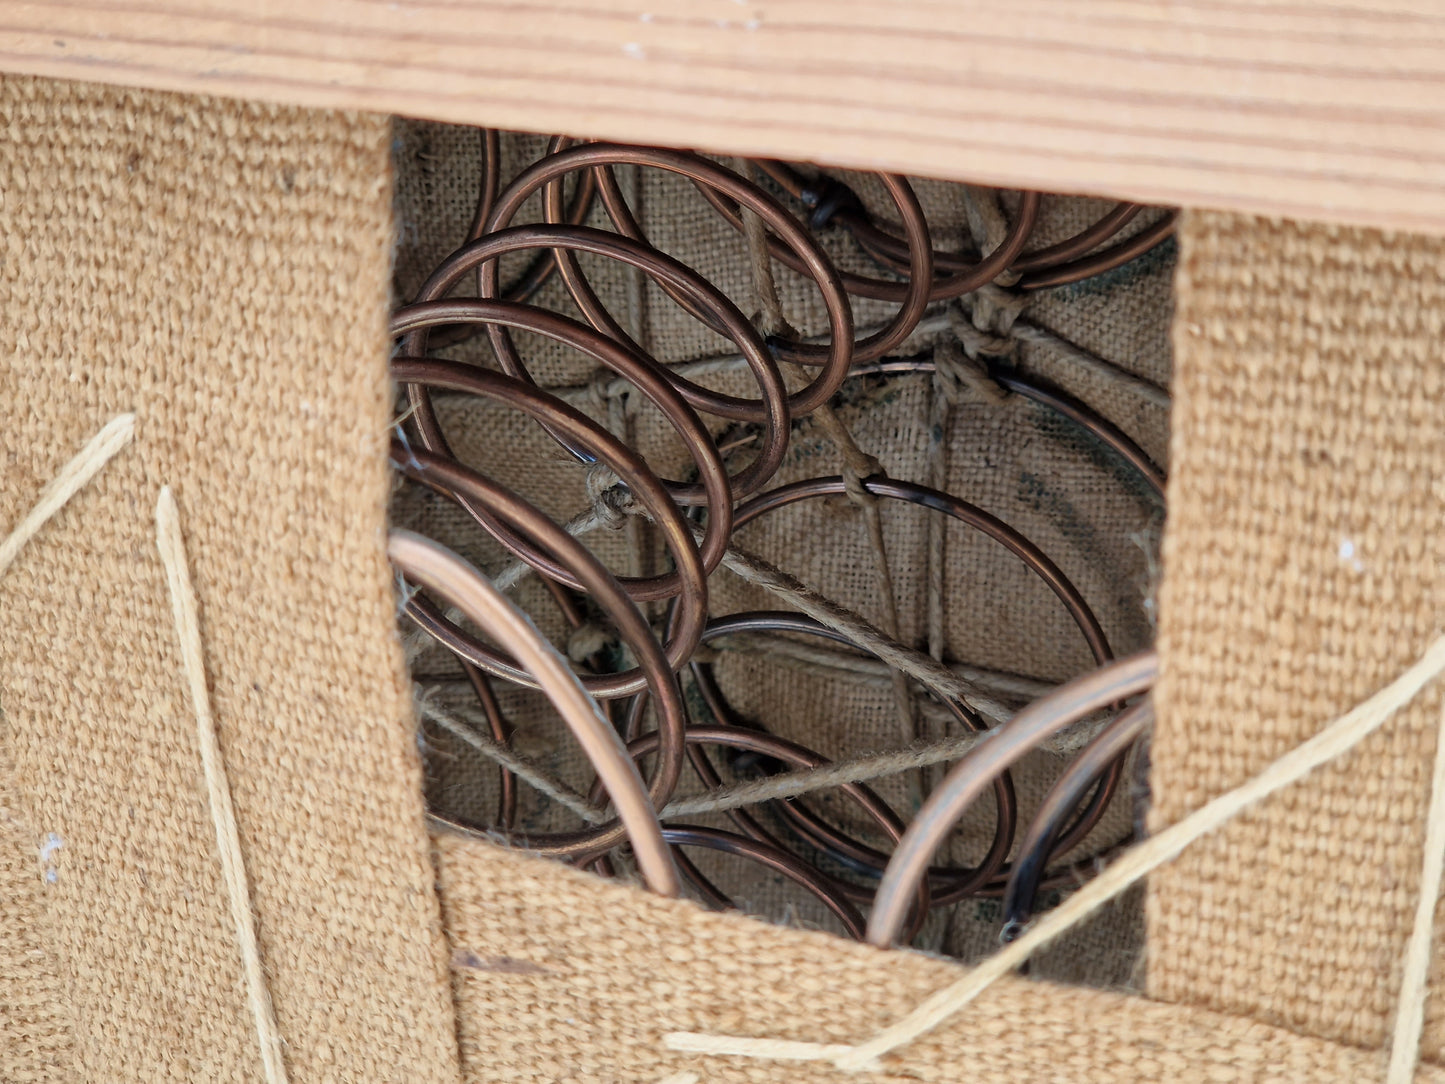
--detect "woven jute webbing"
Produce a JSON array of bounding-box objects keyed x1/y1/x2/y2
[
  {"x1": 7, "y1": 71, "x2": 1445, "y2": 1084},
  {"x1": 1148, "y1": 213, "x2": 1445, "y2": 1052},
  {"x1": 0, "y1": 76, "x2": 461, "y2": 1083},
  {"x1": 435, "y1": 834, "x2": 1445, "y2": 1082}
]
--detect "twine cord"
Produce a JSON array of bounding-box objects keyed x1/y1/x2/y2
[
  {"x1": 0, "y1": 413, "x2": 136, "y2": 578},
  {"x1": 1386, "y1": 698, "x2": 1445, "y2": 1084},
  {"x1": 658, "y1": 729, "x2": 1026, "y2": 820},
  {"x1": 157, "y1": 486, "x2": 290, "y2": 1084},
  {"x1": 923, "y1": 277, "x2": 1023, "y2": 788},
  {"x1": 924, "y1": 358, "x2": 950, "y2": 670},
  {"x1": 417, "y1": 694, "x2": 607, "y2": 825},
  {"x1": 492, "y1": 500, "x2": 1013, "y2": 723},
  {"x1": 700, "y1": 631, "x2": 1053, "y2": 707},
  {"x1": 800, "y1": 400, "x2": 918, "y2": 754},
  {"x1": 734, "y1": 157, "x2": 917, "y2": 759},
  {"x1": 419, "y1": 682, "x2": 1105, "y2": 825},
  {"x1": 664, "y1": 634, "x2": 1445, "y2": 1073},
  {"x1": 712, "y1": 534, "x2": 1011, "y2": 724},
  {"x1": 961, "y1": 186, "x2": 1008, "y2": 270},
  {"x1": 734, "y1": 157, "x2": 798, "y2": 341}
]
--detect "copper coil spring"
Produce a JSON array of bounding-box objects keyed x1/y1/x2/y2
[{"x1": 390, "y1": 130, "x2": 1171, "y2": 950}]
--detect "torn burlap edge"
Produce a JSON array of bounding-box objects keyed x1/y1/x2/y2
[{"x1": 3, "y1": 72, "x2": 1443, "y2": 1083}]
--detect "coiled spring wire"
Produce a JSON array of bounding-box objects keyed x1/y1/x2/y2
[{"x1": 392, "y1": 131, "x2": 1171, "y2": 949}]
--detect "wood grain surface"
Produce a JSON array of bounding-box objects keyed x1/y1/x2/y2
[{"x1": 3, "y1": 0, "x2": 1444, "y2": 231}]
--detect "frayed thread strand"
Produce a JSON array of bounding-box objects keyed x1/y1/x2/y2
[
  {"x1": 666, "y1": 634, "x2": 1445, "y2": 1073},
  {"x1": 156, "y1": 486, "x2": 290, "y2": 1084},
  {"x1": 417, "y1": 685, "x2": 1089, "y2": 825},
  {"x1": 1386, "y1": 696, "x2": 1445, "y2": 1084},
  {"x1": 658, "y1": 731, "x2": 1000, "y2": 819},
  {"x1": 0, "y1": 413, "x2": 135, "y2": 578},
  {"x1": 415, "y1": 694, "x2": 606, "y2": 825}
]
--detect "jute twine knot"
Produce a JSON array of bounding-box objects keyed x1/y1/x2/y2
[
  {"x1": 566, "y1": 621, "x2": 614, "y2": 663},
  {"x1": 951, "y1": 319, "x2": 1012, "y2": 359},
  {"x1": 584, "y1": 464, "x2": 631, "y2": 530},
  {"x1": 972, "y1": 282, "x2": 1028, "y2": 336},
  {"x1": 937, "y1": 305, "x2": 1015, "y2": 405},
  {"x1": 933, "y1": 338, "x2": 1008, "y2": 406},
  {"x1": 840, "y1": 447, "x2": 887, "y2": 507}
]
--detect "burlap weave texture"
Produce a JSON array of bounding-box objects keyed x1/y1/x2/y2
[
  {"x1": 0, "y1": 75, "x2": 461, "y2": 1084},
  {"x1": 436, "y1": 832, "x2": 1445, "y2": 1083},
  {"x1": 7, "y1": 72, "x2": 1445, "y2": 1084},
  {"x1": 1148, "y1": 212, "x2": 1445, "y2": 1053}
]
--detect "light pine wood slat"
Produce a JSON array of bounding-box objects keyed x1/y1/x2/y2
[{"x1": 2, "y1": 0, "x2": 1444, "y2": 230}]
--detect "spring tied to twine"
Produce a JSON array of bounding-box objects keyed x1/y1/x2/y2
[
  {"x1": 734, "y1": 160, "x2": 919, "y2": 763},
  {"x1": 664, "y1": 634, "x2": 1445, "y2": 1074},
  {"x1": 495, "y1": 493, "x2": 1015, "y2": 724},
  {"x1": 417, "y1": 691, "x2": 1100, "y2": 828}
]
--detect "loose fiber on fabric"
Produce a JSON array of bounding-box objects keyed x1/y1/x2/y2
[
  {"x1": 1148, "y1": 213, "x2": 1445, "y2": 1052},
  {"x1": 434, "y1": 833, "x2": 1445, "y2": 1083},
  {"x1": 0, "y1": 75, "x2": 461, "y2": 1083},
  {"x1": 0, "y1": 413, "x2": 134, "y2": 1081},
  {"x1": 12, "y1": 71, "x2": 1445, "y2": 1084}
]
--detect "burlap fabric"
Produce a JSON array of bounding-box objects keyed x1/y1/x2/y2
[
  {"x1": 1, "y1": 745, "x2": 71, "y2": 1081},
  {"x1": 8, "y1": 73, "x2": 1445, "y2": 1084},
  {"x1": 435, "y1": 836, "x2": 1445, "y2": 1083},
  {"x1": 0, "y1": 76, "x2": 460, "y2": 1083},
  {"x1": 1147, "y1": 214, "x2": 1445, "y2": 1054}
]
